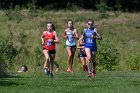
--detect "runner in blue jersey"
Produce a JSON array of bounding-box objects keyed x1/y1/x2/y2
[
  {"x1": 64, "y1": 20, "x2": 79, "y2": 72},
  {"x1": 80, "y1": 19, "x2": 102, "y2": 77}
]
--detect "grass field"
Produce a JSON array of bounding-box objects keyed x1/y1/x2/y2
[{"x1": 0, "y1": 71, "x2": 140, "y2": 93}]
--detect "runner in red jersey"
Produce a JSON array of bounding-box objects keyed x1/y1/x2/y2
[
  {"x1": 41, "y1": 22, "x2": 59, "y2": 77},
  {"x1": 43, "y1": 31, "x2": 55, "y2": 50}
]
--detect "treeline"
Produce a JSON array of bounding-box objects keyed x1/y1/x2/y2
[{"x1": 0, "y1": 0, "x2": 139, "y2": 11}]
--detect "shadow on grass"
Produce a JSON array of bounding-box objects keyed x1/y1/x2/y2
[
  {"x1": 0, "y1": 73, "x2": 22, "y2": 78},
  {"x1": 0, "y1": 80, "x2": 23, "y2": 86},
  {"x1": 129, "y1": 80, "x2": 140, "y2": 87},
  {"x1": 0, "y1": 73, "x2": 26, "y2": 87}
]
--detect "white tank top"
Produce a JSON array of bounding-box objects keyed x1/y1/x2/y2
[{"x1": 65, "y1": 29, "x2": 76, "y2": 46}]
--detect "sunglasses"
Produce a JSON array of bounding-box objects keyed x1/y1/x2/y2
[{"x1": 87, "y1": 23, "x2": 93, "y2": 25}]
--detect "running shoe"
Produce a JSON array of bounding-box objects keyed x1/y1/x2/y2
[
  {"x1": 67, "y1": 68, "x2": 73, "y2": 72},
  {"x1": 50, "y1": 73, "x2": 53, "y2": 78},
  {"x1": 47, "y1": 70, "x2": 50, "y2": 76},
  {"x1": 88, "y1": 73, "x2": 92, "y2": 77},
  {"x1": 44, "y1": 68, "x2": 50, "y2": 76},
  {"x1": 44, "y1": 68, "x2": 47, "y2": 73}
]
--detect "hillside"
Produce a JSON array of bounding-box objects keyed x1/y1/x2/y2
[{"x1": 0, "y1": 10, "x2": 140, "y2": 72}]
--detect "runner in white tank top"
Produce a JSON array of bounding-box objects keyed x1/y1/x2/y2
[
  {"x1": 65, "y1": 28, "x2": 76, "y2": 46},
  {"x1": 63, "y1": 20, "x2": 79, "y2": 72}
]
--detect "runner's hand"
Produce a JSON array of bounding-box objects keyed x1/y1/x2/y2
[
  {"x1": 42, "y1": 41, "x2": 44, "y2": 45},
  {"x1": 48, "y1": 39, "x2": 54, "y2": 42},
  {"x1": 91, "y1": 35, "x2": 96, "y2": 39}
]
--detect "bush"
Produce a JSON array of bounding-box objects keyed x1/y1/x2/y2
[
  {"x1": 96, "y1": 2, "x2": 108, "y2": 18},
  {"x1": 0, "y1": 38, "x2": 6, "y2": 76},
  {"x1": 126, "y1": 54, "x2": 140, "y2": 70},
  {"x1": 0, "y1": 37, "x2": 18, "y2": 74},
  {"x1": 97, "y1": 38, "x2": 120, "y2": 71},
  {"x1": 66, "y1": 2, "x2": 77, "y2": 11},
  {"x1": 5, "y1": 6, "x2": 22, "y2": 23},
  {"x1": 34, "y1": 47, "x2": 43, "y2": 67}
]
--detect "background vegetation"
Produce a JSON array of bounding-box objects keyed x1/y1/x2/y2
[
  {"x1": 0, "y1": 0, "x2": 140, "y2": 11},
  {"x1": 0, "y1": 1, "x2": 140, "y2": 75}
]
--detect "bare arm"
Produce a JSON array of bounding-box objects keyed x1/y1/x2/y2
[
  {"x1": 94, "y1": 28, "x2": 102, "y2": 40},
  {"x1": 79, "y1": 29, "x2": 86, "y2": 41},
  {"x1": 74, "y1": 29, "x2": 79, "y2": 40},
  {"x1": 77, "y1": 39, "x2": 84, "y2": 49},
  {"x1": 54, "y1": 31, "x2": 59, "y2": 43},
  {"x1": 41, "y1": 32, "x2": 45, "y2": 45},
  {"x1": 63, "y1": 30, "x2": 67, "y2": 39}
]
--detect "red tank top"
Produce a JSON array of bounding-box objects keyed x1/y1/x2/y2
[{"x1": 43, "y1": 31, "x2": 55, "y2": 50}]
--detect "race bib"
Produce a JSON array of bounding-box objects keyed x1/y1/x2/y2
[
  {"x1": 87, "y1": 38, "x2": 93, "y2": 43},
  {"x1": 67, "y1": 34, "x2": 74, "y2": 42},
  {"x1": 46, "y1": 41, "x2": 52, "y2": 46}
]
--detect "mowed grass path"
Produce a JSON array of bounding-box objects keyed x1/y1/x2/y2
[{"x1": 0, "y1": 71, "x2": 140, "y2": 93}]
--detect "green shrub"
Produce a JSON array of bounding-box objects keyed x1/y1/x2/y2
[
  {"x1": 126, "y1": 54, "x2": 140, "y2": 70},
  {"x1": 0, "y1": 38, "x2": 6, "y2": 75},
  {"x1": 34, "y1": 47, "x2": 43, "y2": 67},
  {"x1": 5, "y1": 7, "x2": 22, "y2": 23},
  {"x1": 96, "y1": 2, "x2": 108, "y2": 18},
  {"x1": 66, "y1": 2, "x2": 77, "y2": 12},
  {"x1": 18, "y1": 32, "x2": 27, "y2": 45},
  {"x1": 16, "y1": 32, "x2": 30, "y2": 67},
  {"x1": 0, "y1": 37, "x2": 18, "y2": 74},
  {"x1": 97, "y1": 38, "x2": 120, "y2": 71}
]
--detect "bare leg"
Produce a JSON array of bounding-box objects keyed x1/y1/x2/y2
[
  {"x1": 85, "y1": 48, "x2": 92, "y2": 74},
  {"x1": 80, "y1": 57, "x2": 86, "y2": 71},
  {"x1": 54, "y1": 61, "x2": 59, "y2": 72},
  {"x1": 54, "y1": 61, "x2": 59, "y2": 68},
  {"x1": 70, "y1": 47, "x2": 76, "y2": 70},
  {"x1": 80, "y1": 57, "x2": 85, "y2": 66},
  {"x1": 49, "y1": 54, "x2": 55, "y2": 74},
  {"x1": 66, "y1": 46, "x2": 72, "y2": 70},
  {"x1": 43, "y1": 50, "x2": 49, "y2": 69},
  {"x1": 43, "y1": 50, "x2": 50, "y2": 75},
  {"x1": 91, "y1": 51, "x2": 96, "y2": 75}
]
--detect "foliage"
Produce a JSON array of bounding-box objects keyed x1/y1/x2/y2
[
  {"x1": 66, "y1": 2, "x2": 77, "y2": 11},
  {"x1": 97, "y1": 38, "x2": 120, "y2": 71},
  {"x1": 34, "y1": 47, "x2": 43, "y2": 67},
  {"x1": 0, "y1": 38, "x2": 6, "y2": 75},
  {"x1": 0, "y1": 0, "x2": 139, "y2": 11},
  {"x1": 126, "y1": 54, "x2": 140, "y2": 70},
  {"x1": 96, "y1": 2, "x2": 109, "y2": 18},
  {"x1": 5, "y1": 7, "x2": 22, "y2": 23},
  {"x1": 27, "y1": 2, "x2": 37, "y2": 13},
  {"x1": 0, "y1": 37, "x2": 18, "y2": 74},
  {"x1": 115, "y1": 0, "x2": 121, "y2": 11},
  {"x1": 16, "y1": 32, "x2": 31, "y2": 67},
  {"x1": 18, "y1": 32, "x2": 27, "y2": 45}
]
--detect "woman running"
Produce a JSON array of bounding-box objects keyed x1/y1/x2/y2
[
  {"x1": 41, "y1": 22, "x2": 59, "y2": 77},
  {"x1": 43, "y1": 24, "x2": 59, "y2": 73},
  {"x1": 77, "y1": 35, "x2": 88, "y2": 71},
  {"x1": 64, "y1": 20, "x2": 79, "y2": 72},
  {"x1": 81, "y1": 19, "x2": 102, "y2": 77}
]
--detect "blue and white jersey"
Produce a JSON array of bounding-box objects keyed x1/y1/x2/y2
[
  {"x1": 65, "y1": 29, "x2": 76, "y2": 46},
  {"x1": 84, "y1": 27, "x2": 97, "y2": 47}
]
